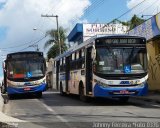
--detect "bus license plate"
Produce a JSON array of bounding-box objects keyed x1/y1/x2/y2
[
  {"x1": 24, "y1": 87, "x2": 31, "y2": 91},
  {"x1": 120, "y1": 90, "x2": 129, "y2": 94}
]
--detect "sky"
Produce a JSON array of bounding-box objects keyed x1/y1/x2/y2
[{"x1": 0, "y1": 0, "x2": 160, "y2": 81}]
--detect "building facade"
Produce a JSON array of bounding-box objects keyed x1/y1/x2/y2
[
  {"x1": 46, "y1": 58, "x2": 54, "y2": 89},
  {"x1": 68, "y1": 23, "x2": 128, "y2": 44},
  {"x1": 129, "y1": 12, "x2": 160, "y2": 91}
]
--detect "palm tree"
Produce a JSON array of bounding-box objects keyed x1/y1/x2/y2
[{"x1": 44, "y1": 26, "x2": 68, "y2": 59}]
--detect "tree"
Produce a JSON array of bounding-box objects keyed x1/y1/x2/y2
[
  {"x1": 113, "y1": 15, "x2": 145, "y2": 31},
  {"x1": 129, "y1": 14, "x2": 145, "y2": 30},
  {"x1": 44, "y1": 26, "x2": 68, "y2": 60}
]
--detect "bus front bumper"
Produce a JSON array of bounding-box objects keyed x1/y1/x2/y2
[
  {"x1": 7, "y1": 84, "x2": 47, "y2": 94},
  {"x1": 94, "y1": 83, "x2": 148, "y2": 97}
]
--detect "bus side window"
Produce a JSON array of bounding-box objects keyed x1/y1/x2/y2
[
  {"x1": 77, "y1": 50, "x2": 81, "y2": 69},
  {"x1": 60, "y1": 58, "x2": 63, "y2": 72},
  {"x1": 82, "y1": 49, "x2": 84, "y2": 57},
  {"x1": 81, "y1": 57, "x2": 85, "y2": 69},
  {"x1": 53, "y1": 61, "x2": 56, "y2": 74},
  {"x1": 76, "y1": 52, "x2": 79, "y2": 69},
  {"x1": 71, "y1": 54, "x2": 75, "y2": 70},
  {"x1": 82, "y1": 49, "x2": 85, "y2": 68},
  {"x1": 63, "y1": 57, "x2": 66, "y2": 72}
]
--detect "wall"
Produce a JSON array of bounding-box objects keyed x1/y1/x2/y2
[
  {"x1": 46, "y1": 58, "x2": 54, "y2": 89},
  {"x1": 147, "y1": 38, "x2": 160, "y2": 91}
]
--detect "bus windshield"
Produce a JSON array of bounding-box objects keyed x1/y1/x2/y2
[
  {"x1": 7, "y1": 59, "x2": 45, "y2": 79},
  {"x1": 95, "y1": 47, "x2": 147, "y2": 75}
]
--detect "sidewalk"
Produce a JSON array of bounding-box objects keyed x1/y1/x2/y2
[{"x1": 0, "y1": 111, "x2": 26, "y2": 122}]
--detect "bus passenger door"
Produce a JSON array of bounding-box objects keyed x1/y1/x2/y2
[
  {"x1": 86, "y1": 47, "x2": 93, "y2": 95},
  {"x1": 65, "y1": 56, "x2": 70, "y2": 92},
  {"x1": 56, "y1": 60, "x2": 60, "y2": 90}
]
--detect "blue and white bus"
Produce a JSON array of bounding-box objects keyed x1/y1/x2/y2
[
  {"x1": 53, "y1": 35, "x2": 148, "y2": 102},
  {"x1": 2, "y1": 51, "x2": 47, "y2": 98}
]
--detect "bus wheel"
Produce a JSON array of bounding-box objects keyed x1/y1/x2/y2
[
  {"x1": 1, "y1": 86, "x2": 6, "y2": 94},
  {"x1": 60, "y1": 83, "x2": 65, "y2": 96},
  {"x1": 79, "y1": 85, "x2": 88, "y2": 102},
  {"x1": 119, "y1": 97, "x2": 129, "y2": 103},
  {"x1": 36, "y1": 92, "x2": 42, "y2": 98},
  {"x1": 1, "y1": 83, "x2": 6, "y2": 94}
]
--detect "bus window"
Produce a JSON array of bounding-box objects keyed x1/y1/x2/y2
[
  {"x1": 76, "y1": 51, "x2": 79, "y2": 59},
  {"x1": 79, "y1": 50, "x2": 82, "y2": 58},
  {"x1": 7, "y1": 61, "x2": 26, "y2": 78},
  {"x1": 72, "y1": 53, "x2": 75, "y2": 61},
  {"x1": 82, "y1": 49, "x2": 85, "y2": 57},
  {"x1": 63, "y1": 57, "x2": 66, "y2": 64}
]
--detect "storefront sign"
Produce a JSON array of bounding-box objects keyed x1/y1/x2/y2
[{"x1": 83, "y1": 23, "x2": 128, "y2": 41}]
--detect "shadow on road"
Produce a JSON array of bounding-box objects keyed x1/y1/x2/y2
[
  {"x1": 6, "y1": 90, "x2": 160, "y2": 109},
  {"x1": 2, "y1": 93, "x2": 41, "y2": 104},
  {"x1": 40, "y1": 91, "x2": 160, "y2": 109},
  {"x1": 39, "y1": 91, "x2": 146, "y2": 107}
]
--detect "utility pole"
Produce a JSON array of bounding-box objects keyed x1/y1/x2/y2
[{"x1": 41, "y1": 14, "x2": 61, "y2": 54}]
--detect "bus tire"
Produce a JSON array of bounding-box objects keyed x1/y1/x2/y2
[
  {"x1": 79, "y1": 84, "x2": 88, "y2": 102},
  {"x1": 1, "y1": 86, "x2": 6, "y2": 94},
  {"x1": 60, "y1": 82, "x2": 65, "y2": 96},
  {"x1": 119, "y1": 97, "x2": 129, "y2": 103},
  {"x1": 1, "y1": 83, "x2": 6, "y2": 94},
  {"x1": 36, "y1": 92, "x2": 42, "y2": 98}
]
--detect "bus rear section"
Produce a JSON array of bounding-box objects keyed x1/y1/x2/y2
[
  {"x1": 3, "y1": 51, "x2": 47, "y2": 98},
  {"x1": 92, "y1": 36, "x2": 148, "y2": 101}
]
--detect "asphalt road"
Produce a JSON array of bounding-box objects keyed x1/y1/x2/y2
[{"x1": 2, "y1": 90, "x2": 160, "y2": 128}]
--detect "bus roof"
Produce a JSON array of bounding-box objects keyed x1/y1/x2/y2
[
  {"x1": 7, "y1": 51, "x2": 43, "y2": 56},
  {"x1": 6, "y1": 51, "x2": 44, "y2": 60},
  {"x1": 54, "y1": 34, "x2": 146, "y2": 61}
]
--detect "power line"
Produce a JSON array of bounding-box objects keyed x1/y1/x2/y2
[
  {"x1": 137, "y1": 0, "x2": 159, "y2": 17},
  {"x1": 0, "y1": 37, "x2": 45, "y2": 50},
  {"x1": 83, "y1": 0, "x2": 104, "y2": 16},
  {"x1": 70, "y1": 0, "x2": 106, "y2": 27},
  {"x1": 19, "y1": 36, "x2": 46, "y2": 52},
  {"x1": 150, "y1": 1, "x2": 160, "y2": 15},
  {"x1": 0, "y1": 1, "x2": 59, "y2": 59},
  {"x1": 110, "y1": 0, "x2": 147, "y2": 23},
  {"x1": 0, "y1": 36, "x2": 47, "y2": 57}
]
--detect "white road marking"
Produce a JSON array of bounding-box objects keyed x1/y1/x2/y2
[{"x1": 35, "y1": 99, "x2": 68, "y2": 123}]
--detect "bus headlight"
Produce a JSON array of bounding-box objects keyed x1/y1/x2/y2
[
  {"x1": 138, "y1": 82, "x2": 145, "y2": 87},
  {"x1": 96, "y1": 80, "x2": 109, "y2": 87},
  {"x1": 41, "y1": 79, "x2": 46, "y2": 84}
]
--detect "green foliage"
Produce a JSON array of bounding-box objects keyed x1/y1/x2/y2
[
  {"x1": 47, "y1": 43, "x2": 68, "y2": 59},
  {"x1": 129, "y1": 14, "x2": 146, "y2": 30},
  {"x1": 44, "y1": 26, "x2": 68, "y2": 60},
  {"x1": 119, "y1": 15, "x2": 145, "y2": 31},
  {"x1": 92, "y1": 16, "x2": 144, "y2": 32},
  {"x1": 47, "y1": 44, "x2": 59, "y2": 60}
]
